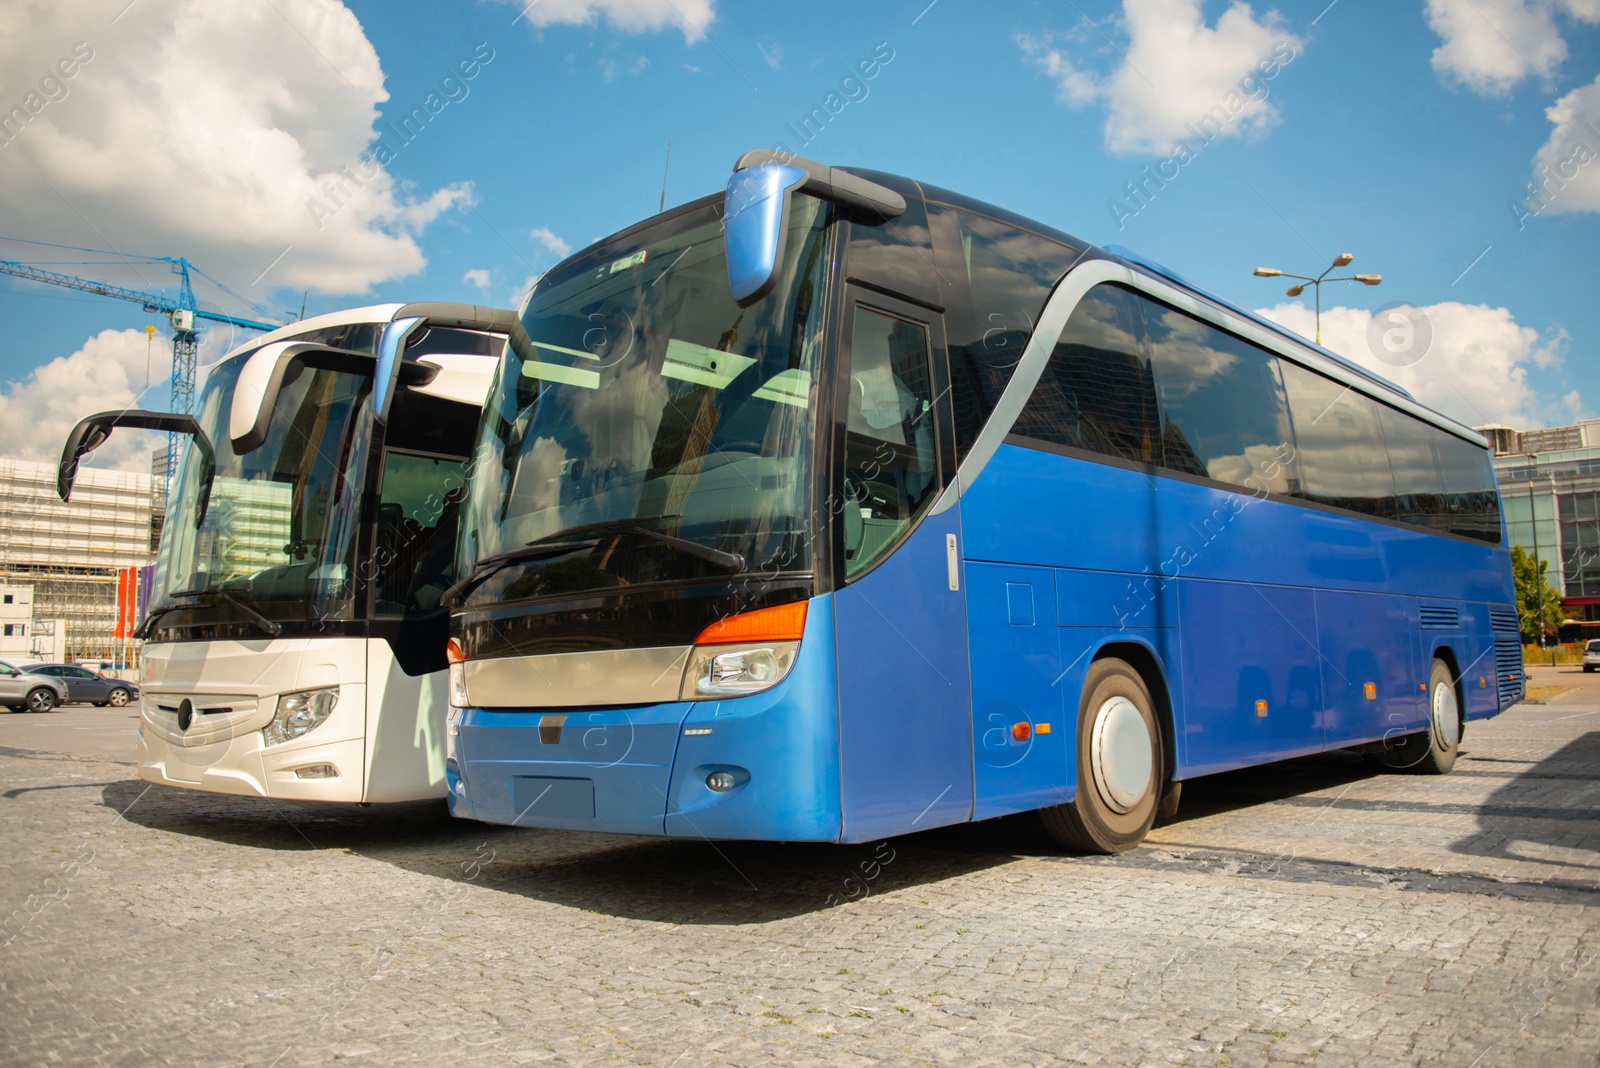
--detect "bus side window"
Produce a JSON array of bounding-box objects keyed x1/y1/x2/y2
[
  {"x1": 1141, "y1": 298, "x2": 1298, "y2": 493},
  {"x1": 1013, "y1": 283, "x2": 1159, "y2": 464},
  {"x1": 1279, "y1": 361, "x2": 1396, "y2": 518},
  {"x1": 1379, "y1": 405, "x2": 1447, "y2": 528},
  {"x1": 842, "y1": 305, "x2": 937, "y2": 578},
  {"x1": 1433, "y1": 432, "x2": 1500, "y2": 543},
  {"x1": 932, "y1": 206, "x2": 1087, "y2": 463}
]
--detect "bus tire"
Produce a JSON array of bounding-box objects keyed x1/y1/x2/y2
[
  {"x1": 1041, "y1": 658, "x2": 1162, "y2": 854},
  {"x1": 1372, "y1": 659, "x2": 1460, "y2": 774}
]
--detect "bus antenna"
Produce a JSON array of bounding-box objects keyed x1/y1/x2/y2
[{"x1": 659, "y1": 139, "x2": 672, "y2": 213}]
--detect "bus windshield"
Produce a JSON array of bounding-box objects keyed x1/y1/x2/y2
[
  {"x1": 149, "y1": 352, "x2": 372, "y2": 629},
  {"x1": 458, "y1": 195, "x2": 831, "y2": 604}
]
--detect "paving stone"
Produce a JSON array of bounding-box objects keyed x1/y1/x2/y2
[{"x1": 1, "y1": 698, "x2": 1597, "y2": 1065}]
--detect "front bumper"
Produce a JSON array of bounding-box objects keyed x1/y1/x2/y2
[
  {"x1": 137, "y1": 726, "x2": 369, "y2": 801},
  {"x1": 449, "y1": 596, "x2": 843, "y2": 841}
]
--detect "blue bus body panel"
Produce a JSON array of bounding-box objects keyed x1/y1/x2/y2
[
  {"x1": 1315, "y1": 590, "x2": 1424, "y2": 748},
  {"x1": 664, "y1": 595, "x2": 843, "y2": 842},
  {"x1": 453, "y1": 701, "x2": 692, "y2": 836},
  {"x1": 965, "y1": 562, "x2": 1070, "y2": 819},
  {"x1": 834, "y1": 505, "x2": 974, "y2": 842},
  {"x1": 960, "y1": 442, "x2": 1516, "y2": 780},
  {"x1": 1176, "y1": 579, "x2": 1325, "y2": 778},
  {"x1": 1438, "y1": 600, "x2": 1501, "y2": 721}
]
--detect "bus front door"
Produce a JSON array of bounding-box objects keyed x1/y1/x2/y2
[{"x1": 830, "y1": 292, "x2": 974, "y2": 842}]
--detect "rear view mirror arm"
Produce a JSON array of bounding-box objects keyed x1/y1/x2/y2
[{"x1": 58, "y1": 409, "x2": 217, "y2": 525}]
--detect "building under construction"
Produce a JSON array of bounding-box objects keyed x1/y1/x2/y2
[{"x1": 0, "y1": 458, "x2": 155, "y2": 662}]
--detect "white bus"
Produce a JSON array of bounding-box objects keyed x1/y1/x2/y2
[{"x1": 58, "y1": 302, "x2": 513, "y2": 801}]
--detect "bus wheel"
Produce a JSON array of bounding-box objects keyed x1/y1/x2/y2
[
  {"x1": 1372, "y1": 659, "x2": 1460, "y2": 774},
  {"x1": 1041, "y1": 658, "x2": 1162, "y2": 854}
]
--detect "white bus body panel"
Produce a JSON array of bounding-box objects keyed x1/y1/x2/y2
[
  {"x1": 363, "y1": 640, "x2": 449, "y2": 803},
  {"x1": 137, "y1": 637, "x2": 447, "y2": 803}
]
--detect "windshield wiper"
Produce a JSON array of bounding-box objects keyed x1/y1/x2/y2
[
  {"x1": 134, "y1": 587, "x2": 283, "y2": 639},
  {"x1": 524, "y1": 516, "x2": 746, "y2": 572},
  {"x1": 438, "y1": 540, "x2": 603, "y2": 607},
  {"x1": 440, "y1": 516, "x2": 746, "y2": 609}
]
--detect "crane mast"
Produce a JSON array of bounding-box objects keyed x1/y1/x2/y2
[{"x1": 0, "y1": 252, "x2": 282, "y2": 484}]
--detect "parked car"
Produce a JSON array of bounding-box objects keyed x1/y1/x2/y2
[
  {"x1": 23, "y1": 663, "x2": 140, "y2": 707},
  {"x1": 0, "y1": 660, "x2": 68, "y2": 713},
  {"x1": 1584, "y1": 639, "x2": 1600, "y2": 673}
]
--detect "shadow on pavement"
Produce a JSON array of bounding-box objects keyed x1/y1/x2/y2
[
  {"x1": 1449, "y1": 729, "x2": 1600, "y2": 880},
  {"x1": 106, "y1": 732, "x2": 1598, "y2": 923},
  {"x1": 101, "y1": 778, "x2": 1023, "y2": 924},
  {"x1": 1158, "y1": 749, "x2": 1382, "y2": 826}
]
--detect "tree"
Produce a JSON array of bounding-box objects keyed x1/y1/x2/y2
[{"x1": 1511, "y1": 544, "x2": 1563, "y2": 643}]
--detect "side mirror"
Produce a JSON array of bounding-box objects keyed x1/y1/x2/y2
[
  {"x1": 723, "y1": 151, "x2": 907, "y2": 307},
  {"x1": 60, "y1": 410, "x2": 216, "y2": 525},
  {"x1": 724, "y1": 163, "x2": 808, "y2": 306}
]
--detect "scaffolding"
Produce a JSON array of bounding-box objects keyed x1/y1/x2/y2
[{"x1": 0, "y1": 458, "x2": 155, "y2": 662}]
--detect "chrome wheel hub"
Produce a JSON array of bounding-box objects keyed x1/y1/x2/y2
[
  {"x1": 1091, "y1": 696, "x2": 1152, "y2": 813},
  {"x1": 1431, "y1": 681, "x2": 1459, "y2": 751}
]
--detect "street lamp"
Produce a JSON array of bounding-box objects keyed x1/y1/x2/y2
[{"x1": 1252, "y1": 253, "x2": 1382, "y2": 346}]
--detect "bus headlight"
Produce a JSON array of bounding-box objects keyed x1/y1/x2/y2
[
  {"x1": 262, "y1": 687, "x2": 339, "y2": 746},
  {"x1": 682, "y1": 642, "x2": 799, "y2": 699},
  {"x1": 449, "y1": 663, "x2": 470, "y2": 708}
]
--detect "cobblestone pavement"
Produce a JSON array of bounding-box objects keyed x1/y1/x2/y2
[{"x1": 1, "y1": 693, "x2": 1596, "y2": 1067}]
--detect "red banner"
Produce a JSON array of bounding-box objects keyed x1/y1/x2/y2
[{"x1": 113, "y1": 567, "x2": 138, "y2": 640}]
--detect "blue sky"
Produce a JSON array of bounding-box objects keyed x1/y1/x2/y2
[{"x1": 1, "y1": 0, "x2": 1596, "y2": 468}]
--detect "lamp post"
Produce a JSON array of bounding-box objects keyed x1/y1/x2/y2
[{"x1": 1253, "y1": 253, "x2": 1382, "y2": 346}]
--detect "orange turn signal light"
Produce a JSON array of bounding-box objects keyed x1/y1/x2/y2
[
  {"x1": 1012, "y1": 722, "x2": 1031, "y2": 741},
  {"x1": 1363, "y1": 682, "x2": 1377, "y2": 701},
  {"x1": 696, "y1": 601, "x2": 808, "y2": 645},
  {"x1": 446, "y1": 638, "x2": 467, "y2": 664}
]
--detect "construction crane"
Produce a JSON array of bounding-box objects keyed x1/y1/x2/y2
[{"x1": 0, "y1": 242, "x2": 283, "y2": 483}]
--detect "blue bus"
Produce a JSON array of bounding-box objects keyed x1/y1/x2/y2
[{"x1": 442, "y1": 152, "x2": 1522, "y2": 852}]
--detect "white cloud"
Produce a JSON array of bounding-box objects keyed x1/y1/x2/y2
[
  {"x1": 1425, "y1": 0, "x2": 1600, "y2": 96},
  {"x1": 1255, "y1": 301, "x2": 1572, "y2": 427},
  {"x1": 530, "y1": 227, "x2": 572, "y2": 258},
  {"x1": 463, "y1": 268, "x2": 491, "y2": 291},
  {"x1": 0, "y1": 329, "x2": 168, "y2": 471},
  {"x1": 757, "y1": 41, "x2": 783, "y2": 71},
  {"x1": 0, "y1": 0, "x2": 475, "y2": 303},
  {"x1": 1019, "y1": 0, "x2": 1302, "y2": 156},
  {"x1": 508, "y1": 273, "x2": 541, "y2": 310},
  {"x1": 1523, "y1": 73, "x2": 1600, "y2": 218},
  {"x1": 494, "y1": 0, "x2": 715, "y2": 44}
]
